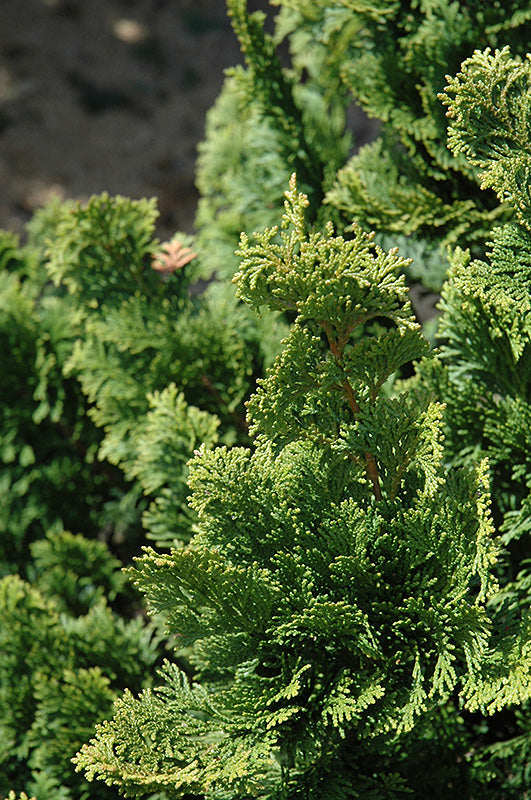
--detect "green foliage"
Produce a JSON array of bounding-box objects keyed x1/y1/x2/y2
[
  {"x1": 6, "y1": 793, "x2": 35, "y2": 800},
  {"x1": 0, "y1": 190, "x2": 276, "y2": 569},
  {"x1": 290, "y1": 0, "x2": 531, "y2": 281},
  {"x1": 195, "y1": 70, "x2": 293, "y2": 279},
  {"x1": 419, "y1": 46, "x2": 531, "y2": 795},
  {"x1": 430, "y1": 47, "x2": 531, "y2": 555},
  {"x1": 0, "y1": 531, "x2": 163, "y2": 800},
  {"x1": 44, "y1": 193, "x2": 160, "y2": 305},
  {"x1": 0, "y1": 178, "x2": 280, "y2": 796},
  {"x1": 28, "y1": 529, "x2": 126, "y2": 615},
  {"x1": 195, "y1": 0, "x2": 351, "y2": 279},
  {"x1": 443, "y1": 46, "x2": 531, "y2": 232},
  {"x1": 75, "y1": 179, "x2": 509, "y2": 799},
  {"x1": 0, "y1": 232, "x2": 109, "y2": 571},
  {"x1": 195, "y1": 0, "x2": 531, "y2": 290},
  {"x1": 47, "y1": 194, "x2": 275, "y2": 548},
  {"x1": 5, "y1": 4, "x2": 531, "y2": 800}
]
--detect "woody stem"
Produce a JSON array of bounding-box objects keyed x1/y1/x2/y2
[
  {"x1": 324, "y1": 324, "x2": 382, "y2": 502},
  {"x1": 340, "y1": 376, "x2": 382, "y2": 501}
]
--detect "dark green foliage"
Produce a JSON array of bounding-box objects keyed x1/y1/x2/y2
[
  {"x1": 320, "y1": 2, "x2": 530, "y2": 241},
  {"x1": 28, "y1": 529, "x2": 126, "y2": 615},
  {"x1": 45, "y1": 193, "x2": 278, "y2": 548},
  {"x1": 5, "y1": 4, "x2": 531, "y2": 799},
  {"x1": 0, "y1": 191, "x2": 275, "y2": 566},
  {"x1": 228, "y1": 0, "x2": 328, "y2": 195},
  {"x1": 0, "y1": 230, "x2": 110, "y2": 570},
  {"x1": 292, "y1": 0, "x2": 531, "y2": 279},
  {"x1": 420, "y1": 47, "x2": 531, "y2": 796},
  {"x1": 0, "y1": 531, "x2": 163, "y2": 800},
  {"x1": 0, "y1": 182, "x2": 280, "y2": 796}
]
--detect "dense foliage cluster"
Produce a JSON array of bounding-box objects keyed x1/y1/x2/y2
[
  {"x1": 0, "y1": 531, "x2": 164, "y2": 799},
  {"x1": 3, "y1": 2, "x2": 531, "y2": 800},
  {"x1": 0, "y1": 189, "x2": 278, "y2": 798},
  {"x1": 75, "y1": 178, "x2": 505, "y2": 799},
  {"x1": 196, "y1": 0, "x2": 531, "y2": 288}
]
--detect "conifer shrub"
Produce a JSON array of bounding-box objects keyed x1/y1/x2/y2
[
  {"x1": 74, "y1": 40, "x2": 531, "y2": 797},
  {"x1": 419, "y1": 46, "x2": 531, "y2": 793},
  {"x1": 0, "y1": 173, "x2": 282, "y2": 796},
  {"x1": 0, "y1": 191, "x2": 281, "y2": 571},
  {"x1": 0, "y1": 220, "x2": 113, "y2": 572},
  {"x1": 73, "y1": 178, "x2": 528, "y2": 799},
  {"x1": 0, "y1": 530, "x2": 165, "y2": 800}
]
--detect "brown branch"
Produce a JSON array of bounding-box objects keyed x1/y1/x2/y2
[
  {"x1": 322, "y1": 321, "x2": 382, "y2": 502},
  {"x1": 340, "y1": 376, "x2": 382, "y2": 502}
]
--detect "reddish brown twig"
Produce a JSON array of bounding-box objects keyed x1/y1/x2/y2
[{"x1": 323, "y1": 322, "x2": 382, "y2": 502}]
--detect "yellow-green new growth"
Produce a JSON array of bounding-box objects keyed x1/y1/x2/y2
[
  {"x1": 442, "y1": 47, "x2": 531, "y2": 232},
  {"x1": 237, "y1": 175, "x2": 432, "y2": 501}
]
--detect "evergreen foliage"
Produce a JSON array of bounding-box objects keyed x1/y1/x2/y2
[
  {"x1": 4, "y1": 3, "x2": 531, "y2": 799},
  {"x1": 195, "y1": 0, "x2": 352, "y2": 280},
  {"x1": 430, "y1": 45, "x2": 531, "y2": 574},
  {"x1": 0, "y1": 191, "x2": 276, "y2": 569},
  {"x1": 0, "y1": 530, "x2": 164, "y2": 800},
  {"x1": 74, "y1": 178, "x2": 517, "y2": 799},
  {"x1": 0, "y1": 180, "x2": 278, "y2": 795},
  {"x1": 0, "y1": 226, "x2": 105, "y2": 570},
  {"x1": 196, "y1": 0, "x2": 531, "y2": 289},
  {"x1": 42, "y1": 193, "x2": 248, "y2": 548},
  {"x1": 420, "y1": 47, "x2": 531, "y2": 794}
]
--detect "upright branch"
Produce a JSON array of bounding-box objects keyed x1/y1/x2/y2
[
  {"x1": 227, "y1": 0, "x2": 326, "y2": 197},
  {"x1": 236, "y1": 174, "x2": 430, "y2": 502}
]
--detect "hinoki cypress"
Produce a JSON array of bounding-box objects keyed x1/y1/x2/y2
[
  {"x1": 74, "y1": 178, "x2": 506, "y2": 799},
  {"x1": 196, "y1": 0, "x2": 531, "y2": 289}
]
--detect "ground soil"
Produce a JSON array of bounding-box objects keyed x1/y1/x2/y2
[
  {"x1": 0, "y1": 1, "x2": 382, "y2": 244},
  {"x1": 0, "y1": 0, "x2": 261, "y2": 240}
]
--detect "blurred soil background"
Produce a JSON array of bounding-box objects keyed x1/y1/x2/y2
[
  {"x1": 0, "y1": 0, "x2": 252, "y2": 240},
  {"x1": 0, "y1": 0, "x2": 379, "y2": 243}
]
